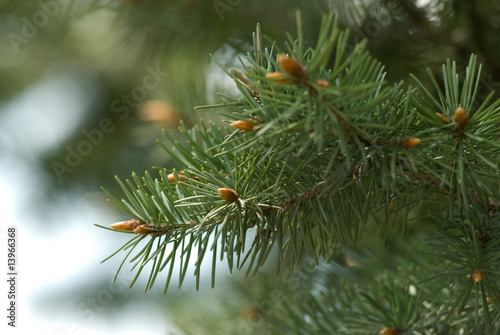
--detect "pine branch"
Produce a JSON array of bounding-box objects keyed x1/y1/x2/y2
[{"x1": 96, "y1": 11, "x2": 500, "y2": 331}]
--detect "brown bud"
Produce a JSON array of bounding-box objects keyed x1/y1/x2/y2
[
  {"x1": 345, "y1": 254, "x2": 361, "y2": 268},
  {"x1": 453, "y1": 107, "x2": 468, "y2": 130},
  {"x1": 241, "y1": 306, "x2": 263, "y2": 321},
  {"x1": 435, "y1": 112, "x2": 451, "y2": 124},
  {"x1": 167, "y1": 172, "x2": 187, "y2": 183},
  {"x1": 137, "y1": 100, "x2": 180, "y2": 127},
  {"x1": 230, "y1": 119, "x2": 258, "y2": 131},
  {"x1": 277, "y1": 54, "x2": 307, "y2": 79},
  {"x1": 133, "y1": 225, "x2": 152, "y2": 235},
  {"x1": 218, "y1": 188, "x2": 238, "y2": 203},
  {"x1": 472, "y1": 268, "x2": 484, "y2": 282},
  {"x1": 110, "y1": 219, "x2": 142, "y2": 231},
  {"x1": 487, "y1": 294, "x2": 500, "y2": 304},
  {"x1": 401, "y1": 137, "x2": 421, "y2": 148},
  {"x1": 315, "y1": 79, "x2": 329, "y2": 87},
  {"x1": 231, "y1": 70, "x2": 259, "y2": 97},
  {"x1": 231, "y1": 70, "x2": 253, "y2": 86},
  {"x1": 265, "y1": 71, "x2": 291, "y2": 84},
  {"x1": 380, "y1": 327, "x2": 400, "y2": 335}
]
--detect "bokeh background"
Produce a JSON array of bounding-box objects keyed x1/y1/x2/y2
[{"x1": 1, "y1": 0, "x2": 499, "y2": 334}]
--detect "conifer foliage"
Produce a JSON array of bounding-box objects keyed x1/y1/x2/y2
[{"x1": 96, "y1": 12, "x2": 500, "y2": 333}]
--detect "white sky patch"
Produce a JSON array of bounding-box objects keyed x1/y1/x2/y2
[
  {"x1": 205, "y1": 44, "x2": 247, "y2": 106},
  {"x1": 417, "y1": 0, "x2": 433, "y2": 6},
  {"x1": 0, "y1": 66, "x2": 98, "y2": 159},
  {"x1": 0, "y1": 166, "x2": 174, "y2": 334},
  {"x1": 0, "y1": 68, "x2": 175, "y2": 334}
]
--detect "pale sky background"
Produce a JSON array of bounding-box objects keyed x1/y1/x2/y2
[
  {"x1": 0, "y1": 70, "x2": 233, "y2": 335},
  {"x1": 0, "y1": 72, "x2": 170, "y2": 335}
]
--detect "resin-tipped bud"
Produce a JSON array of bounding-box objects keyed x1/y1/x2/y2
[
  {"x1": 315, "y1": 79, "x2": 329, "y2": 87},
  {"x1": 230, "y1": 119, "x2": 258, "y2": 131},
  {"x1": 167, "y1": 172, "x2": 187, "y2": 183},
  {"x1": 435, "y1": 112, "x2": 451, "y2": 124},
  {"x1": 133, "y1": 225, "x2": 152, "y2": 235},
  {"x1": 218, "y1": 188, "x2": 238, "y2": 203},
  {"x1": 487, "y1": 295, "x2": 500, "y2": 304},
  {"x1": 453, "y1": 107, "x2": 468, "y2": 130},
  {"x1": 265, "y1": 71, "x2": 291, "y2": 84},
  {"x1": 472, "y1": 268, "x2": 484, "y2": 282},
  {"x1": 231, "y1": 70, "x2": 253, "y2": 86},
  {"x1": 401, "y1": 137, "x2": 421, "y2": 148},
  {"x1": 380, "y1": 327, "x2": 400, "y2": 335},
  {"x1": 110, "y1": 219, "x2": 142, "y2": 231},
  {"x1": 277, "y1": 54, "x2": 307, "y2": 79},
  {"x1": 241, "y1": 306, "x2": 263, "y2": 320}
]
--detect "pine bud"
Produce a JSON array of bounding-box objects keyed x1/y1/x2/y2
[
  {"x1": 472, "y1": 268, "x2": 484, "y2": 282},
  {"x1": 133, "y1": 225, "x2": 152, "y2": 235},
  {"x1": 231, "y1": 70, "x2": 253, "y2": 86},
  {"x1": 265, "y1": 71, "x2": 290, "y2": 84},
  {"x1": 345, "y1": 254, "x2": 361, "y2": 268},
  {"x1": 167, "y1": 172, "x2": 187, "y2": 183},
  {"x1": 230, "y1": 119, "x2": 258, "y2": 131},
  {"x1": 218, "y1": 188, "x2": 238, "y2": 203},
  {"x1": 138, "y1": 100, "x2": 180, "y2": 127},
  {"x1": 277, "y1": 54, "x2": 307, "y2": 79},
  {"x1": 435, "y1": 112, "x2": 451, "y2": 124},
  {"x1": 110, "y1": 219, "x2": 142, "y2": 231},
  {"x1": 401, "y1": 137, "x2": 421, "y2": 148},
  {"x1": 487, "y1": 295, "x2": 500, "y2": 304},
  {"x1": 315, "y1": 79, "x2": 329, "y2": 87},
  {"x1": 380, "y1": 327, "x2": 400, "y2": 335},
  {"x1": 241, "y1": 306, "x2": 263, "y2": 320},
  {"x1": 453, "y1": 107, "x2": 468, "y2": 130}
]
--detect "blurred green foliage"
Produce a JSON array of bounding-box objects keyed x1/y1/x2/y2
[{"x1": 1, "y1": 0, "x2": 499, "y2": 195}]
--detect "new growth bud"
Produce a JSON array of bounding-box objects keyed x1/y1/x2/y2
[
  {"x1": 230, "y1": 119, "x2": 258, "y2": 131},
  {"x1": 277, "y1": 54, "x2": 307, "y2": 80},
  {"x1": 487, "y1": 295, "x2": 500, "y2": 304},
  {"x1": 380, "y1": 327, "x2": 400, "y2": 335},
  {"x1": 167, "y1": 172, "x2": 187, "y2": 183},
  {"x1": 231, "y1": 70, "x2": 253, "y2": 86},
  {"x1": 315, "y1": 79, "x2": 329, "y2": 87},
  {"x1": 453, "y1": 107, "x2": 468, "y2": 130},
  {"x1": 435, "y1": 112, "x2": 451, "y2": 124},
  {"x1": 133, "y1": 225, "x2": 152, "y2": 235},
  {"x1": 110, "y1": 219, "x2": 142, "y2": 231},
  {"x1": 472, "y1": 268, "x2": 484, "y2": 282},
  {"x1": 218, "y1": 188, "x2": 239, "y2": 203},
  {"x1": 401, "y1": 137, "x2": 421, "y2": 148},
  {"x1": 265, "y1": 71, "x2": 291, "y2": 84}
]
